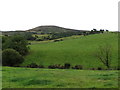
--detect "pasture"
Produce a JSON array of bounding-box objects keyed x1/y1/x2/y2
[
  {"x1": 2, "y1": 33, "x2": 119, "y2": 88},
  {"x1": 2, "y1": 67, "x2": 118, "y2": 88},
  {"x1": 22, "y1": 33, "x2": 118, "y2": 69}
]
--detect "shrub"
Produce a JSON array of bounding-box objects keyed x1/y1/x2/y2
[
  {"x1": 3, "y1": 35, "x2": 29, "y2": 55},
  {"x1": 36, "y1": 38, "x2": 43, "y2": 41},
  {"x1": 59, "y1": 65, "x2": 65, "y2": 69},
  {"x1": 27, "y1": 63, "x2": 38, "y2": 68},
  {"x1": 97, "y1": 67, "x2": 102, "y2": 70},
  {"x1": 48, "y1": 65, "x2": 56, "y2": 69},
  {"x1": 72, "y1": 65, "x2": 83, "y2": 69},
  {"x1": 28, "y1": 43, "x2": 31, "y2": 45},
  {"x1": 53, "y1": 40, "x2": 60, "y2": 42},
  {"x1": 38, "y1": 65, "x2": 44, "y2": 68},
  {"x1": 54, "y1": 64, "x2": 61, "y2": 68},
  {"x1": 2, "y1": 49, "x2": 24, "y2": 66},
  {"x1": 115, "y1": 66, "x2": 120, "y2": 70},
  {"x1": 48, "y1": 64, "x2": 61, "y2": 69},
  {"x1": 53, "y1": 39, "x2": 63, "y2": 42},
  {"x1": 117, "y1": 68, "x2": 120, "y2": 70},
  {"x1": 64, "y1": 63, "x2": 71, "y2": 69},
  {"x1": 48, "y1": 64, "x2": 71, "y2": 69},
  {"x1": 90, "y1": 68, "x2": 96, "y2": 70}
]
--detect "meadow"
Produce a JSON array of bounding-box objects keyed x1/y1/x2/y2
[
  {"x1": 22, "y1": 33, "x2": 118, "y2": 69},
  {"x1": 2, "y1": 32, "x2": 119, "y2": 88},
  {"x1": 2, "y1": 67, "x2": 118, "y2": 88}
]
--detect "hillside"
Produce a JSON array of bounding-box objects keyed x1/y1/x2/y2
[
  {"x1": 27, "y1": 25, "x2": 88, "y2": 34},
  {"x1": 22, "y1": 33, "x2": 118, "y2": 69}
]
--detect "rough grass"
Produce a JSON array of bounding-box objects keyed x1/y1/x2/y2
[
  {"x1": 2, "y1": 67, "x2": 118, "y2": 88},
  {"x1": 22, "y1": 33, "x2": 118, "y2": 69}
]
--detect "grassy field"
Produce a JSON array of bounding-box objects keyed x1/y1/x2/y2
[
  {"x1": 29, "y1": 35, "x2": 82, "y2": 45},
  {"x1": 2, "y1": 33, "x2": 119, "y2": 88},
  {"x1": 2, "y1": 67, "x2": 118, "y2": 88},
  {"x1": 22, "y1": 33, "x2": 118, "y2": 69}
]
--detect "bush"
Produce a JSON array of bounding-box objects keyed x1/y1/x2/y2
[
  {"x1": 48, "y1": 64, "x2": 62, "y2": 69},
  {"x1": 48, "y1": 65, "x2": 56, "y2": 69},
  {"x1": 28, "y1": 43, "x2": 31, "y2": 45},
  {"x1": 90, "y1": 68, "x2": 96, "y2": 70},
  {"x1": 58, "y1": 65, "x2": 65, "y2": 69},
  {"x1": 2, "y1": 49, "x2": 24, "y2": 66},
  {"x1": 64, "y1": 63, "x2": 71, "y2": 69},
  {"x1": 117, "y1": 68, "x2": 120, "y2": 70},
  {"x1": 72, "y1": 65, "x2": 83, "y2": 69},
  {"x1": 38, "y1": 65, "x2": 44, "y2": 68},
  {"x1": 36, "y1": 38, "x2": 43, "y2": 41},
  {"x1": 27, "y1": 63, "x2": 38, "y2": 68},
  {"x1": 97, "y1": 67, "x2": 102, "y2": 70},
  {"x1": 3, "y1": 35, "x2": 29, "y2": 55},
  {"x1": 53, "y1": 39, "x2": 63, "y2": 42}
]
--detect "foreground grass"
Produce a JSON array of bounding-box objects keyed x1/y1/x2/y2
[
  {"x1": 23, "y1": 33, "x2": 118, "y2": 69},
  {"x1": 2, "y1": 67, "x2": 118, "y2": 88}
]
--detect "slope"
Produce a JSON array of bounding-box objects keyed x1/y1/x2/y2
[{"x1": 22, "y1": 33, "x2": 118, "y2": 69}]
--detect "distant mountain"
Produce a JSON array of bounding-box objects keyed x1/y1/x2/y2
[{"x1": 27, "y1": 25, "x2": 88, "y2": 34}]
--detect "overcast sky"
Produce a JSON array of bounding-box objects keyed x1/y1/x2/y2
[{"x1": 0, "y1": 0, "x2": 119, "y2": 31}]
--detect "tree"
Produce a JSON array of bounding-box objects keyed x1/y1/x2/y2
[
  {"x1": 64, "y1": 63, "x2": 71, "y2": 69},
  {"x1": 2, "y1": 36, "x2": 8, "y2": 43},
  {"x1": 2, "y1": 49, "x2": 24, "y2": 66},
  {"x1": 100, "y1": 29, "x2": 104, "y2": 33},
  {"x1": 22, "y1": 32, "x2": 36, "y2": 40},
  {"x1": 93, "y1": 28, "x2": 97, "y2": 32},
  {"x1": 3, "y1": 35, "x2": 29, "y2": 55},
  {"x1": 106, "y1": 30, "x2": 109, "y2": 32},
  {"x1": 96, "y1": 44, "x2": 112, "y2": 69}
]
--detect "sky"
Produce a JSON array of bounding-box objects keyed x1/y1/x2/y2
[{"x1": 0, "y1": 0, "x2": 119, "y2": 31}]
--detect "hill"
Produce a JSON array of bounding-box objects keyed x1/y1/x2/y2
[
  {"x1": 2, "y1": 25, "x2": 89, "y2": 36},
  {"x1": 27, "y1": 25, "x2": 88, "y2": 34},
  {"x1": 22, "y1": 33, "x2": 118, "y2": 69}
]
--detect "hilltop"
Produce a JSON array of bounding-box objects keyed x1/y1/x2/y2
[
  {"x1": 2, "y1": 25, "x2": 90, "y2": 36},
  {"x1": 27, "y1": 25, "x2": 88, "y2": 34}
]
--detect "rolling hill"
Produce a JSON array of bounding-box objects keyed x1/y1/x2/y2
[
  {"x1": 2, "y1": 25, "x2": 89, "y2": 36},
  {"x1": 22, "y1": 33, "x2": 118, "y2": 69},
  {"x1": 27, "y1": 25, "x2": 88, "y2": 34}
]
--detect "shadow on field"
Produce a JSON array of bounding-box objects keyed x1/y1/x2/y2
[
  {"x1": 23, "y1": 79, "x2": 52, "y2": 86},
  {"x1": 10, "y1": 77, "x2": 53, "y2": 86}
]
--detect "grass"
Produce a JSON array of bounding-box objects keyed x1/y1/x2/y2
[
  {"x1": 22, "y1": 33, "x2": 118, "y2": 69},
  {"x1": 2, "y1": 67, "x2": 118, "y2": 88},
  {"x1": 29, "y1": 35, "x2": 82, "y2": 45},
  {"x1": 32, "y1": 34, "x2": 49, "y2": 37},
  {"x1": 2, "y1": 33, "x2": 119, "y2": 88}
]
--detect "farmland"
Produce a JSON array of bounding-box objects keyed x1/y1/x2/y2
[
  {"x1": 22, "y1": 33, "x2": 118, "y2": 69},
  {"x1": 2, "y1": 31, "x2": 119, "y2": 88},
  {"x1": 2, "y1": 67, "x2": 118, "y2": 88}
]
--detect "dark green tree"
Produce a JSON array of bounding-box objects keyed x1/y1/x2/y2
[
  {"x1": 2, "y1": 49, "x2": 24, "y2": 66},
  {"x1": 3, "y1": 35, "x2": 29, "y2": 55}
]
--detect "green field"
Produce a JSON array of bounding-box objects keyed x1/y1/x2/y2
[
  {"x1": 22, "y1": 33, "x2": 118, "y2": 69},
  {"x1": 2, "y1": 67, "x2": 118, "y2": 88},
  {"x1": 2, "y1": 33, "x2": 119, "y2": 88}
]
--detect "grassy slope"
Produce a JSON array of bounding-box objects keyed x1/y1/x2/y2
[
  {"x1": 2, "y1": 67, "x2": 118, "y2": 88},
  {"x1": 22, "y1": 33, "x2": 118, "y2": 69}
]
